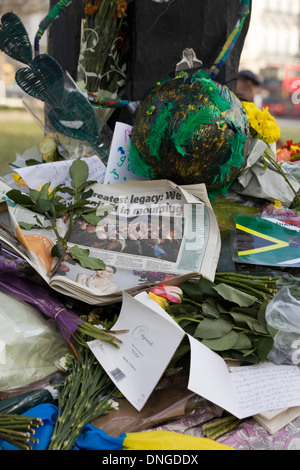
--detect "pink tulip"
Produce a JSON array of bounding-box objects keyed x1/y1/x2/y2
[{"x1": 150, "y1": 284, "x2": 183, "y2": 303}]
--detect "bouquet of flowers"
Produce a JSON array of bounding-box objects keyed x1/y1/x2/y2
[
  {"x1": 77, "y1": 0, "x2": 133, "y2": 96},
  {"x1": 276, "y1": 140, "x2": 300, "y2": 163},
  {"x1": 241, "y1": 101, "x2": 281, "y2": 144}
]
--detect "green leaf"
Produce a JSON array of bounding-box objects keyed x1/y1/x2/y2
[
  {"x1": 69, "y1": 159, "x2": 89, "y2": 190},
  {"x1": 6, "y1": 189, "x2": 33, "y2": 206},
  {"x1": 51, "y1": 244, "x2": 63, "y2": 258},
  {"x1": 228, "y1": 350, "x2": 260, "y2": 364},
  {"x1": 25, "y1": 159, "x2": 44, "y2": 166},
  {"x1": 34, "y1": 215, "x2": 44, "y2": 226},
  {"x1": 266, "y1": 323, "x2": 278, "y2": 339},
  {"x1": 201, "y1": 298, "x2": 220, "y2": 318},
  {"x1": 81, "y1": 188, "x2": 94, "y2": 200},
  {"x1": 81, "y1": 212, "x2": 102, "y2": 225},
  {"x1": 65, "y1": 200, "x2": 90, "y2": 211},
  {"x1": 55, "y1": 186, "x2": 76, "y2": 196},
  {"x1": 202, "y1": 330, "x2": 239, "y2": 351},
  {"x1": 33, "y1": 198, "x2": 52, "y2": 214},
  {"x1": 53, "y1": 203, "x2": 69, "y2": 217},
  {"x1": 18, "y1": 221, "x2": 37, "y2": 230},
  {"x1": 38, "y1": 182, "x2": 51, "y2": 200},
  {"x1": 213, "y1": 283, "x2": 258, "y2": 307},
  {"x1": 194, "y1": 317, "x2": 233, "y2": 339},
  {"x1": 232, "y1": 334, "x2": 252, "y2": 350},
  {"x1": 257, "y1": 300, "x2": 269, "y2": 327},
  {"x1": 228, "y1": 311, "x2": 268, "y2": 334},
  {"x1": 256, "y1": 337, "x2": 274, "y2": 362},
  {"x1": 181, "y1": 277, "x2": 218, "y2": 302},
  {"x1": 29, "y1": 188, "x2": 41, "y2": 203},
  {"x1": 167, "y1": 303, "x2": 199, "y2": 316},
  {"x1": 230, "y1": 306, "x2": 260, "y2": 319},
  {"x1": 69, "y1": 245, "x2": 106, "y2": 270},
  {"x1": 96, "y1": 204, "x2": 114, "y2": 217}
]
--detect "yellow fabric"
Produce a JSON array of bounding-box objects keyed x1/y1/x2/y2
[{"x1": 123, "y1": 430, "x2": 234, "y2": 450}]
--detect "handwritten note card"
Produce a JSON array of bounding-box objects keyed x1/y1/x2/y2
[
  {"x1": 104, "y1": 122, "x2": 148, "y2": 185},
  {"x1": 230, "y1": 362, "x2": 300, "y2": 418},
  {"x1": 188, "y1": 335, "x2": 300, "y2": 419}
]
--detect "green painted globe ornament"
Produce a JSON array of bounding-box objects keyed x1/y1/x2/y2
[{"x1": 130, "y1": 70, "x2": 249, "y2": 191}]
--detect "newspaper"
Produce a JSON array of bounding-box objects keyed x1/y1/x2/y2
[{"x1": 0, "y1": 179, "x2": 221, "y2": 305}]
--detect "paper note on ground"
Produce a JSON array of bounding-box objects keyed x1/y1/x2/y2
[
  {"x1": 87, "y1": 292, "x2": 185, "y2": 411},
  {"x1": 104, "y1": 121, "x2": 148, "y2": 184},
  {"x1": 187, "y1": 335, "x2": 300, "y2": 419},
  {"x1": 13, "y1": 155, "x2": 106, "y2": 195}
]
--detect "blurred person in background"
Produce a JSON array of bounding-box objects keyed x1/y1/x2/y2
[{"x1": 236, "y1": 69, "x2": 262, "y2": 107}]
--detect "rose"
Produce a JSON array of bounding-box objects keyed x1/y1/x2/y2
[{"x1": 149, "y1": 284, "x2": 183, "y2": 304}]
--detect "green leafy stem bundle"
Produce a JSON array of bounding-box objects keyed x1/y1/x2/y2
[
  {"x1": 167, "y1": 272, "x2": 279, "y2": 365},
  {"x1": 6, "y1": 159, "x2": 110, "y2": 276}
]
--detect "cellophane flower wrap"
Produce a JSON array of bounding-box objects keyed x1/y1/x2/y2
[
  {"x1": 0, "y1": 275, "x2": 124, "y2": 348},
  {"x1": 0, "y1": 274, "x2": 83, "y2": 342}
]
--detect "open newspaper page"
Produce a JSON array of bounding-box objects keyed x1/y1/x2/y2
[
  {"x1": 49, "y1": 180, "x2": 221, "y2": 304},
  {"x1": 0, "y1": 178, "x2": 220, "y2": 304},
  {"x1": 0, "y1": 180, "x2": 69, "y2": 284}
]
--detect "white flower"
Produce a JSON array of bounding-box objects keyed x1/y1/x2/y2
[
  {"x1": 108, "y1": 399, "x2": 119, "y2": 411},
  {"x1": 57, "y1": 354, "x2": 72, "y2": 371}
]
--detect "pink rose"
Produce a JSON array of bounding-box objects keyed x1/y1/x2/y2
[{"x1": 150, "y1": 284, "x2": 183, "y2": 303}]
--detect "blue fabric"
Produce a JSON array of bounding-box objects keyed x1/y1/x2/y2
[
  {"x1": 0, "y1": 403, "x2": 58, "y2": 450},
  {"x1": 0, "y1": 403, "x2": 126, "y2": 451},
  {"x1": 73, "y1": 424, "x2": 125, "y2": 450}
]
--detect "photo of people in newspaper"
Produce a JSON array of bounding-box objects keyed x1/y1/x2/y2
[{"x1": 68, "y1": 213, "x2": 184, "y2": 264}]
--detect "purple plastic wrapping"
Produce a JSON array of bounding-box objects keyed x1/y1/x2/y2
[
  {"x1": 0, "y1": 243, "x2": 35, "y2": 277},
  {"x1": 0, "y1": 274, "x2": 84, "y2": 342}
]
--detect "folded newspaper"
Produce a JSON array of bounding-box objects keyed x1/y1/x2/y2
[{"x1": 0, "y1": 178, "x2": 221, "y2": 305}]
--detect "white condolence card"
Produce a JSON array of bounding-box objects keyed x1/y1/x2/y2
[{"x1": 87, "y1": 292, "x2": 185, "y2": 411}]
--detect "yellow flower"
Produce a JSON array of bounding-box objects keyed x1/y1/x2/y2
[
  {"x1": 12, "y1": 173, "x2": 27, "y2": 187},
  {"x1": 148, "y1": 292, "x2": 169, "y2": 309},
  {"x1": 37, "y1": 184, "x2": 54, "y2": 195},
  {"x1": 116, "y1": 0, "x2": 128, "y2": 18},
  {"x1": 84, "y1": 0, "x2": 101, "y2": 15},
  {"x1": 39, "y1": 135, "x2": 59, "y2": 162},
  {"x1": 242, "y1": 101, "x2": 281, "y2": 144}
]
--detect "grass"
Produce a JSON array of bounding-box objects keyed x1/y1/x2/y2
[
  {"x1": 0, "y1": 108, "x2": 44, "y2": 175},
  {"x1": 280, "y1": 128, "x2": 300, "y2": 143}
]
